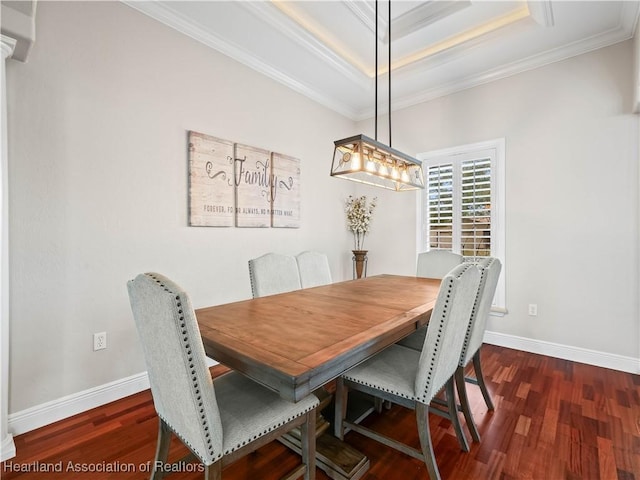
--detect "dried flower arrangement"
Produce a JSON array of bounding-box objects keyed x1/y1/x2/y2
[{"x1": 345, "y1": 195, "x2": 377, "y2": 251}]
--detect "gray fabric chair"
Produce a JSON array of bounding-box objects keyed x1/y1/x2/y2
[
  {"x1": 455, "y1": 257, "x2": 502, "y2": 443},
  {"x1": 416, "y1": 249, "x2": 464, "y2": 279},
  {"x1": 296, "y1": 251, "x2": 332, "y2": 288},
  {"x1": 334, "y1": 263, "x2": 481, "y2": 480},
  {"x1": 397, "y1": 249, "x2": 464, "y2": 351},
  {"x1": 248, "y1": 253, "x2": 301, "y2": 298},
  {"x1": 127, "y1": 272, "x2": 318, "y2": 480}
]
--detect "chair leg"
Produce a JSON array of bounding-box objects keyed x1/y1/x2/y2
[
  {"x1": 416, "y1": 403, "x2": 440, "y2": 480},
  {"x1": 472, "y1": 350, "x2": 494, "y2": 411},
  {"x1": 455, "y1": 366, "x2": 480, "y2": 443},
  {"x1": 151, "y1": 419, "x2": 172, "y2": 480},
  {"x1": 334, "y1": 377, "x2": 348, "y2": 440},
  {"x1": 301, "y1": 411, "x2": 316, "y2": 480},
  {"x1": 204, "y1": 462, "x2": 222, "y2": 480},
  {"x1": 445, "y1": 378, "x2": 469, "y2": 452},
  {"x1": 374, "y1": 396, "x2": 383, "y2": 413}
]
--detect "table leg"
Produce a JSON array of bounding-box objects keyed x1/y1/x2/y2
[{"x1": 281, "y1": 388, "x2": 370, "y2": 480}]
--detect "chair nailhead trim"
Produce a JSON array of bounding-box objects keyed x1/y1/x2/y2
[
  {"x1": 417, "y1": 262, "x2": 476, "y2": 403},
  {"x1": 145, "y1": 273, "x2": 221, "y2": 462},
  {"x1": 221, "y1": 403, "x2": 316, "y2": 455},
  {"x1": 342, "y1": 376, "x2": 416, "y2": 400},
  {"x1": 248, "y1": 261, "x2": 257, "y2": 299},
  {"x1": 459, "y1": 258, "x2": 494, "y2": 365},
  {"x1": 144, "y1": 272, "x2": 318, "y2": 463},
  {"x1": 459, "y1": 265, "x2": 486, "y2": 359}
]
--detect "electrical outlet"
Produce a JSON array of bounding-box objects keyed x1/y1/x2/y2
[
  {"x1": 528, "y1": 304, "x2": 538, "y2": 316},
  {"x1": 93, "y1": 332, "x2": 107, "y2": 351}
]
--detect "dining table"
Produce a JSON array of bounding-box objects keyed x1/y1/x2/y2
[{"x1": 196, "y1": 274, "x2": 441, "y2": 480}]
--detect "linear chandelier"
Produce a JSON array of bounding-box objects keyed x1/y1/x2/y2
[{"x1": 330, "y1": 0, "x2": 424, "y2": 192}]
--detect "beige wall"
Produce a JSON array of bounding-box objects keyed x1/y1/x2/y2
[
  {"x1": 360, "y1": 40, "x2": 639, "y2": 361},
  {"x1": 6, "y1": 1, "x2": 639, "y2": 418},
  {"x1": 6, "y1": 1, "x2": 356, "y2": 413}
]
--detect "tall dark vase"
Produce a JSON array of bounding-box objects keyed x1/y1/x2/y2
[{"x1": 352, "y1": 250, "x2": 368, "y2": 279}]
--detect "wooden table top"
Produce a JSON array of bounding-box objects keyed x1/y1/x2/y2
[{"x1": 196, "y1": 274, "x2": 441, "y2": 402}]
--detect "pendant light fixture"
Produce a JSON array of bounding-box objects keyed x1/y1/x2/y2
[{"x1": 330, "y1": 0, "x2": 424, "y2": 191}]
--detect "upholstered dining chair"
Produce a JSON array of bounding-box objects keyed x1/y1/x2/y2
[
  {"x1": 128, "y1": 272, "x2": 318, "y2": 480},
  {"x1": 334, "y1": 263, "x2": 481, "y2": 480},
  {"x1": 416, "y1": 249, "x2": 464, "y2": 279},
  {"x1": 454, "y1": 257, "x2": 502, "y2": 443},
  {"x1": 396, "y1": 249, "x2": 464, "y2": 351},
  {"x1": 248, "y1": 253, "x2": 301, "y2": 298},
  {"x1": 296, "y1": 251, "x2": 332, "y2": 288}
]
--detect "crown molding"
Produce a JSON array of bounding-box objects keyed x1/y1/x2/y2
[
  {"x1": 355, "y1": 9, "x2": 638, "y2": 121},
  {"x1": 123, "y1": 1, "x2": 640, "y2": 122},
  {"x1": 528, "y1": 0, "x2": 554, "y2": 28},
  {"x1": 342, "y1": 1, "x2": 470, "y2": 45},
  {"x1": 390, "y1": 1, "x2": 472, "y2": 42},
  {"x1": 123, "y1": 1, "x2": 360, "y2": 120},
  {"x1": 344, "y1": 0, "x2": 383, "y2": 40},
  {"x1": 241, "y1": 1, "x2": 369, "y2": 84}
]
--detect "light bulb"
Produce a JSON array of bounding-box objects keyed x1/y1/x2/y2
[{"x1": 351, "y1": 152, "x2": 361, "y2": 170}]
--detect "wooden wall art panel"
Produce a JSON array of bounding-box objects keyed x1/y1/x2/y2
[
  {"x1": 234, "y1": 143, "x2": 272, "y2": 228},
  {"x1": 271, "y1": 152, "x2": 300, "y2": 228},
  {"x1": 188, "y1": 131, "x2": 235, "y2": 227},
  {"x1": 188, "y1": 131, "x2": 300, "y2": 228}
]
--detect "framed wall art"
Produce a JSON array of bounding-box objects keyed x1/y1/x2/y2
[{"x1": 188, "y1": 131, "x2": 300, "y2": 228}]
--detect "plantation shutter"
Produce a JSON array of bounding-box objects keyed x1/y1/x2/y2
[
  {"x1": 425, "y1": 158, "x2": 493, "y2": 258},
  {"x1": 426, "y1": 164, "x2": 454, "y2": 250},
  {"x1": 419, "y1": 138, "x2": 505, "y2": 310},
  {"x1": 461, "y1": 158, "x2": 491, "y2": 258}
]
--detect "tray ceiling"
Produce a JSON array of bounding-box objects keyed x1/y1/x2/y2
[{"x1": 125, "y1": 1, "x2": 640, "y2": 120}]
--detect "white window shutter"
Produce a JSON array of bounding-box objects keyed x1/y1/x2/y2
[{"x1": 426, "y1": 164, "x2": 454, "y2": 250}]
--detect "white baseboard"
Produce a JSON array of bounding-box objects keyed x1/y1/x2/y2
[
  {"x1": 484, "y1": 330, "x2": 640, "y2": 374},
  {"x1": 1, "y1": 433, "x2": 16, "y2": 461},
  {"x1": 7, "y1": 338, "x2": 637, "y2": 440},
  {"x1": 8, "y1": 357, "x2": 219, "y2": 437},
  {"x1": 8, "y1": 372, "x2": 151, "y2": 437}
]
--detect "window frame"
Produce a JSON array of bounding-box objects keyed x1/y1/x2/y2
[{"x1": 416, "y1": 138, "x2": 506, "y2": 313}]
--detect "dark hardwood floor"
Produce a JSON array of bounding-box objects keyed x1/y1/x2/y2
[{"x1": 2, "y1": 345, "x2": 638, "y2": 479}]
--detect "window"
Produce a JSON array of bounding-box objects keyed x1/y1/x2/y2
[{"x1": 417, "y1": 139, "x2": 506, "y2": 312}]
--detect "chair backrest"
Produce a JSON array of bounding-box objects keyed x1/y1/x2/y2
[
  {"x1": 296, "y1": 251, "x2": 332, "y2": 288},
  {"x1": 248, "y1": 253, "x2": 301, "y2": 298},
  {"x1": 459, "y1": 257, "x2": 502, "y2": 367},
  {"x1": 414, "y1": 263, "x2": 480, "y2": 404},
  {"x1": 127, "y1": 273, "x2": 223, "y2": 465},
  {"x1": 416, "y1": 250, "x2": 464, "y2": 279}
]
